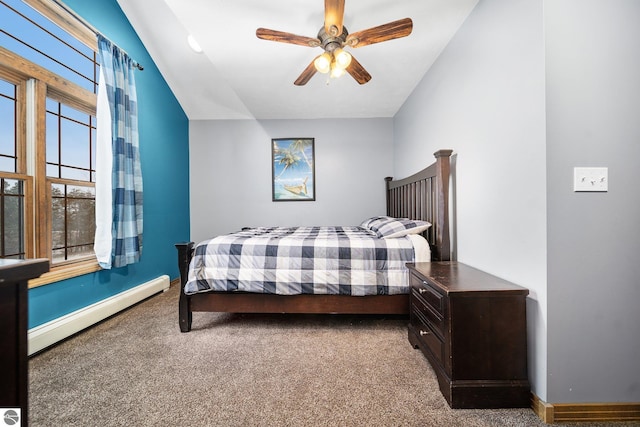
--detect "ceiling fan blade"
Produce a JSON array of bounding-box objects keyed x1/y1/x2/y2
[
  {"x1": 294, "y1": 59, "x2": 318, "y2": 86},
  {"x1": 324, "y1": 0, "x2": 345, "y2": 37},
  {"x1": 346, "y1": 55, "x2": 371, "y2": 85},
  {"x1": 256, "y1": 28, "x2": 320, "y2": 47},
  {"x1": 345, "y1": 18, "x2": 413, "y2": 48}
]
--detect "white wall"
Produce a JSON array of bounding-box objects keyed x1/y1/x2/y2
[
  {"x1": 545, "y1": 0, "x2": 640, "y2": 403},
  {"x1": 189, "y1": 118, "x2": 393, "y2": 243},
  {"x1": 394, "y1": 0, "x2": 548, "y2": 398}
]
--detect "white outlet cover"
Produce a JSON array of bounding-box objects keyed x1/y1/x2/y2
[{"x1": 574, "y1": 167, "x2": 608, "y2": 192}]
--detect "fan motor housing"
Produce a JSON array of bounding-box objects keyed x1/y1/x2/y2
[{"x1": 317, "y1": 26, "x2": 348, "y2": 52}]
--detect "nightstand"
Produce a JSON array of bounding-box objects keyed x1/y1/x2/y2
[{"x1": 407, "y1": 261, "x2": 530, "y2": 408}]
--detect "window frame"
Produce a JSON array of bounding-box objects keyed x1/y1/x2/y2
[{"x1": 0, "y1": 0, "x2": 102, "y2": 287}]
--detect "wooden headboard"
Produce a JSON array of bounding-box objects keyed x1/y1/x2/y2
[{"x1": 385, "y1": 149, "x2": 452, "y2": 261}]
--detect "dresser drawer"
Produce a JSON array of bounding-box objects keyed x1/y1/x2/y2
[
  {"x1": 411, "y1": 290, "x2": 445, "y2": 339},
  {"x1": 411, "y1": 312, "x2": 444, "y2": 367},
  {"x1": 410, "y1": 273, "x2": 444, "y2": 315}
]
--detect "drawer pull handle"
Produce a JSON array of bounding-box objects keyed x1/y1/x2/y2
[
  {"x1": 419, "y1": 330, "x2": 430, "y2": 336},
  {"x1": 418, "y1": 288, "x2": 427, "y2": 294}
]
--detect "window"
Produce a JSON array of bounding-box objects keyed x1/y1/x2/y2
[
  {"x1": 46, "y1": 98, "x2": 96, "y2": 263},
  {"x1": 0, "y1": 177, "x2": 27, "y2": 258},
  {"x1": 0, "y1": 78, "x2": 17, "y2": 172},
  {"x1": 0, "y1": 0, "x2": 100, "y2": 284}
]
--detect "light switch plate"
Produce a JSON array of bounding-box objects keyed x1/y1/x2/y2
[{"x1": 574, "y1": 167, "x2": 608, "y2": 192}]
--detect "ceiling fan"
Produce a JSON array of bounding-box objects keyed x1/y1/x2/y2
[{"x1": 256, "y1": 0, "x2": 413, "y2": 86}]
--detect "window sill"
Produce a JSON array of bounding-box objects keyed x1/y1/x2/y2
[{"x1": 28, "y1": 258, "x2": 102, "y2": 288}]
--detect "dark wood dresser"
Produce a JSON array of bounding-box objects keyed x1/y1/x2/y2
[
  {"x1": 0, "y1": 258, "x2": 49, "y2": 427},
  {"x1": 407, "y1": 261, "x2": 530, "y2": 409}
]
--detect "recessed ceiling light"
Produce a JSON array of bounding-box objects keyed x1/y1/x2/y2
[{"x1": 187, "y1": 35, "x2": 203, "y2": 53}]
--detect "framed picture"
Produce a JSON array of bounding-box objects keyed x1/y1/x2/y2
[{"x1": 271, "y1": 137, "x2": 315, "y2": 201}]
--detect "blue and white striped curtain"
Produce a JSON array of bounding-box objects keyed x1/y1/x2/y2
[{"x1": 94, "y1": 34, "x2": 143, "y2": 269}]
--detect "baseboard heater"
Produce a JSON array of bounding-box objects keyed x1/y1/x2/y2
[{"x1": 28, "y1": 275, "x2": 171, "y2": 355}]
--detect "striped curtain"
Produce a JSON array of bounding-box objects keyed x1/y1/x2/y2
[{"x1": 94, "y1": 34, "x2": 143, "y2": 269}]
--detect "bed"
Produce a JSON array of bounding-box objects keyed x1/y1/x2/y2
[{"x1": 175, "y1": 149, "x2": 452, "y2": 332}]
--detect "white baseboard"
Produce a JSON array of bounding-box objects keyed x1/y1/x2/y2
[{"x1": 28, "y1": 275, "x2": 170, "y2": 355}]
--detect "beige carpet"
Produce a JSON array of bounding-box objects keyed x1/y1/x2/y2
[{"x1": 28, "y1": 285, "x2": 626, "y2": 426}]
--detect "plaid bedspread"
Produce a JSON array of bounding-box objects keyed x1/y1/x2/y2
[{"x1": 185, "y1": 226, "x2": 417, "y2": 296}]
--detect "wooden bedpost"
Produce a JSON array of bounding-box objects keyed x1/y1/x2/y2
[
  {"x1": 384, "y1": 176, "x2": 393, "y2": 216},
  {"x1": 175, "y1": 242, "x2": 194, "y2": 332},
  {"x1": 433, "y1": 149, "x2": 452, "y2": 261}
]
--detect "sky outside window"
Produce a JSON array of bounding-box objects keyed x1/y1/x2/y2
[{"x1": 0, "y1": 0, "x2": 97, "y2": 92}]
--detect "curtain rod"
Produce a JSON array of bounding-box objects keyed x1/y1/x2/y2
[{"x1": 54, "y1": 0, "x2": 144, "y2": 70}]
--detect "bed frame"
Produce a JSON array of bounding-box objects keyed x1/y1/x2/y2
[{"x1": 175, "y1": 149, "x2": 452, "y2": 332}]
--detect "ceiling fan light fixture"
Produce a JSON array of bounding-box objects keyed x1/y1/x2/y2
[
  {"x1": 314, "y1": 52, "x2": 332, "y2": 73},
  {"x1": 330, "y1": 62, "x2": 346, "y2": 78},
  {"x1": 333, "y1": 48, "x2": 352, "y2": 69}
]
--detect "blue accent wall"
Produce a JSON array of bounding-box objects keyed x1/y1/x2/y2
[{"x1": 28, "y1": 0, "x2": 190, "y2": 328}]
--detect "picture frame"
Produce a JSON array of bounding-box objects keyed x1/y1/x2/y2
[{"x1": 271, "y1": 137, "x2": 315, "y2": 201}]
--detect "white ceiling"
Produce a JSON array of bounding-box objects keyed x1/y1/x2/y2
[{"x1": 116, "y1": 0, "x2": 478, "y2": 120}]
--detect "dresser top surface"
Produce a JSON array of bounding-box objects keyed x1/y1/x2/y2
[
  {"x1": 0, "y1": 258, "x2": 50, "y2": 284},
  {"x1": 407, "y1": 262, "x2": 529, "y2": 295}
]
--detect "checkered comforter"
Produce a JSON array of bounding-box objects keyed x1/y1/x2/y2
[{"x1": 185, "y1": 226, "x2": 417, "y2": 296}]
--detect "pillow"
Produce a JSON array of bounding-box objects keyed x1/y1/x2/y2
[
  {"x1": 370, "y1": 218, "x2": 431, "y2": 239},
  {"x1": 359, "y1": 215, "x2": 394, "y2": 230}
]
